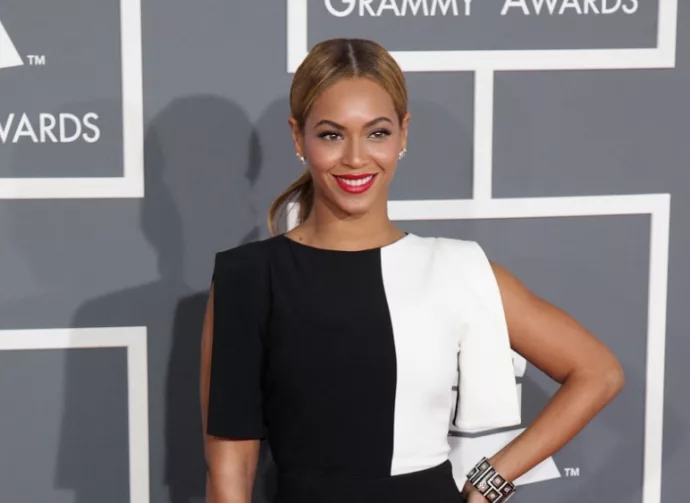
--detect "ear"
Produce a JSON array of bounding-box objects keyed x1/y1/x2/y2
[
  {"x1": 400, "y1": 111, "x2": 411, "y2": 152},
  {"x1": 288, "y1": 116, "x2": 305, "y2": 158}
]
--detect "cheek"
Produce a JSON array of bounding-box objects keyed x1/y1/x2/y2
[
  {"x1": 304, "y1": 141, "x2": 341, "y2": 173},
  {"x1": 369, "y1": 141, "x2": 400, "y2": 168}
]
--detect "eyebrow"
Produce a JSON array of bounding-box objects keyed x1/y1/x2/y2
[{"x1": 312, "y1": 116, "x2": 394, "y2": 130}]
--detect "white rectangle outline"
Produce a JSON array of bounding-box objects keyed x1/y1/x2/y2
[
  {"x1": 0, "y1": 326, "x2": 150, "y2": 503},
  {"x1": 288, "y1": 193, "x2": 670, "y2": 503},
  {"x1": 0, "y1": 0, "x2": 144, "y2": 199},
  {"x1": 287, "y1": 0, "x2": 678, "y2": 72}
]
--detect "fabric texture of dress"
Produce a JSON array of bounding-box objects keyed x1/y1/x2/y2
[{"x1": 207, "y1": 232, "x2": 521, "y2": 503}]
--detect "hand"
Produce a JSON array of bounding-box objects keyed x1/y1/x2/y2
[{"x1": 461, "y1": 481, "x2": 487, "y2": 503}]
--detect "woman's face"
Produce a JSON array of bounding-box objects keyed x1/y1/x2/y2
[{"x1": 291, "y1": 77, "x2": 410, "y2": 219}]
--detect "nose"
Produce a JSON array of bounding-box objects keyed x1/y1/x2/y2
[{"x1": 342, "y1": 137, "x2": 368, "y2": 169}]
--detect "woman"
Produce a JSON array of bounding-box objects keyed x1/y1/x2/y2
[{"x1": 199, "y1": 38, "x2": 624, "y2": 503}]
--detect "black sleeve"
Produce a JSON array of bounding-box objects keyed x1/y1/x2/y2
[{"x1": 206, "y1": 248, "x2": 270, "y2": 439}]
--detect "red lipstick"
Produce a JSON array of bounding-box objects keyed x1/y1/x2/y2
[{"x1": 333, "y1": 173, "x2": 377, "y2": 194}]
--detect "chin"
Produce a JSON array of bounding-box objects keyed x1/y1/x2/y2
[
  {"x1": 317, "y1": 178, "x2": 386, "y2": 217},
  {"x1": 330, "y1": 195, "x2": 377, "y2": 218}
]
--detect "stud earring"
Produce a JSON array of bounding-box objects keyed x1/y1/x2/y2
[
  {"x1": 296, "y1": 152, "x2": 306, "y2": 164},
  {"x1": 398, "y1": 147, "x2": 407, "y2": 160}
]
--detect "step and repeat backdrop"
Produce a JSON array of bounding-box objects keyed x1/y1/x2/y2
[{"x1": 0, "y1": 1, "x2": 687, "y2": 502}]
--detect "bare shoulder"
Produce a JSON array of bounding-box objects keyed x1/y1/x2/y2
[
  {"x1": 488, "y1": 261, "x2": 547, "y2": 313},
  {"x1": 489, "y1": 261, "x2": 533, "y2": 297}
]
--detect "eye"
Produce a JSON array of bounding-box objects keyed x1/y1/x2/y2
[
  {"x1": 369, "y1": 129, "x2": 392, "y2": 139},
  {"x1": 317, "y1": 131, "x2": 342, "y2": 141}
]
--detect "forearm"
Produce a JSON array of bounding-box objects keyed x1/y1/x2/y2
[
  {"x1": 488, "y1": 367, "x2": 624, "y2": 483},
  {"x1": 205, "y1": 470, "x2": 253, "y2": 503}
]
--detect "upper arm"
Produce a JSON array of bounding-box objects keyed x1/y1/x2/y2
[
  {"x1": 490, "y1": 262, "x2": 624, "y2": 385},
  {"x1": 199, "y1": 251, "x2": 269, "y2": 498}
]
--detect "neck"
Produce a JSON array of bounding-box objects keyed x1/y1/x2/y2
[{"x1": 296, "y1": 196, "x2": 403, "y2": 250}]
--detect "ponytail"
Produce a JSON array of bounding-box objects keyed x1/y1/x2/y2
[{"x1": 267, "y1": 169, "x2": 314, "y2": 235}]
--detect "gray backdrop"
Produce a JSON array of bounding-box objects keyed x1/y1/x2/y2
[{"x1": 0, "y1": 1, "x2": 687, "y2": 502}]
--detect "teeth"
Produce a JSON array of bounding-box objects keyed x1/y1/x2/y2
[{"x1": 337, "y1": 175, "x2": 373, "y2": 186}]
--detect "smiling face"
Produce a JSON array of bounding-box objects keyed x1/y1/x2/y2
[{"x1": 291, "y1": 77, "x2": 410, "y2": 219}]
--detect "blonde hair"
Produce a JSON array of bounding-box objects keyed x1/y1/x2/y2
[{"x1": 267, "y1": 38, "x2": 408, "y2": 235}]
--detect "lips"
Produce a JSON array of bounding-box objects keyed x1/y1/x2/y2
[{"x1": 333, "y1": 173, "x2": 377, "y2": 194}]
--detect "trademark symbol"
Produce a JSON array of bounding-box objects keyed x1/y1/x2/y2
[
  {"x1": 27, "y1": 55, "x2": 46, "y2": 66},
  {"x1": 565, "y1": 467, "x2": 580, "y2": 477}
]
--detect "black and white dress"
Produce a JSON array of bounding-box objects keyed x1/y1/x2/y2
[{"x1": 207, "y1": 232, "x2": 521, "y2": 503}]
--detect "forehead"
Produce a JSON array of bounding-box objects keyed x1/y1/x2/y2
[{"x1": 308, "y1": 77, "x2": 397, "y2": 126}]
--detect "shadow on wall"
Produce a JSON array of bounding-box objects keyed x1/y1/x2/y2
[
  {"x1": 25, "y1": 95, "x2": 281, "y2": 503},
  {"x1": 7, "y1": 94, "x2": 682, "y2": 503},
  {"x1": 247, "y1": 97, "x2": 303, "y2": 236},
  {"x1": 0, "y1": 99, "x2": 131, "y2": 503},
  {"x1": 0, "y1": 99, "x2": 127, "y2": 321},
  {"x1": 0, "y1": 99, "x2": 122, "y2": 503}
]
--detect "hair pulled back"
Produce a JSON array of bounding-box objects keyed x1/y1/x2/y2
[{"x1": 267, "y1": 38, "x2": 408, "y2": 235}]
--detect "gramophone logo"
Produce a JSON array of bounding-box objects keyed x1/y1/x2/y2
[{"x1": 0, "y1": 19, "x2": 23, "y2": 70}]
